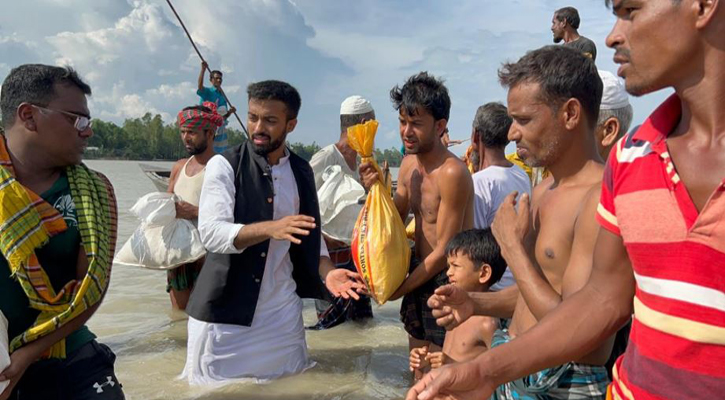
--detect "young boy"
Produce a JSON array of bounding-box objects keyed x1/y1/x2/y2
[{"x1": 409, "y1": 229, "x2": 505, "y2": 379}]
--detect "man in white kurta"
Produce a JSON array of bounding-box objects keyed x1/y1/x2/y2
[{"x1": 182, "y1": 80, "x2": 364, "y2": 385}]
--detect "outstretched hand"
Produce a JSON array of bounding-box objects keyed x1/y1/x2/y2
[
  {"x1": 325, "y1": 268, "x2": 367, "y2": 300},
  {"x1": 405, "y1": 361, "x2": 495, "y2": 400},
  {"x1": 428, "y1": 284, "x2": 474, "y2": 331}
]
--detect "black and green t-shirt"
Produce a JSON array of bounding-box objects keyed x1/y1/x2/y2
[
  {"x1": 565, "y1": 35, "x2": 597, "y2": 62},
  {"x1": 0, "y1": 173, "x2": 96, "y2": 356}
]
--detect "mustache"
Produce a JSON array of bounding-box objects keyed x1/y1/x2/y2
[
  {"x1": 252, "y1": 133, "x2": 270, "y2": 140},
  {"x1": 614, "y1": 48, "x2": 631, "y2": 61}
]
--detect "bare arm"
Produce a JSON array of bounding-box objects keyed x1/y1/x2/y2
[
  {"x1": 393, "y1": 158, "x2": 412, "y2": 222},
  {"x1": 407, "y1": 229, "x2": 635, "y2": 400},
  {"x1": 429, "y1": 284, "x2": 518, "y2": 332},
  {"x1": 167, "y1": 159, "x2": 185, "y2": 194},
  {"x1": 393, "y1": 162, "x2": 473, "y2": 298}
]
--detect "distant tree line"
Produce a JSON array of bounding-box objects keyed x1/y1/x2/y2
[{"x1": 78, "y1": 113, "x2": 403, "y2": 166}]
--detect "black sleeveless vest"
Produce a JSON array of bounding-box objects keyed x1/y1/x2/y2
[{"x1": 186, "y1": 141, "x2": 330, "y2": 326}]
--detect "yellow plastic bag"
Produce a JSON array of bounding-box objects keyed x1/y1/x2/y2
[{"x1": 348, "y1": 120, "x2": 410, "y2": 304}]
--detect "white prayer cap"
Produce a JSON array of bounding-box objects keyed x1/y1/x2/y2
[
  {"x1": 340, "y1": 95, "x2": 374, "y2": 115},
  {"x1": 598, "y1": 70, "x2": 630, "y2": 110}
]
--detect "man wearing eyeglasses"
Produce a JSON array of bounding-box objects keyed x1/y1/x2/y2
[
  {"x1": 197, "y1": 61, "x2": 236, "y2": 154},
  {"x1": 0, "y1": 64, "x2": 123, "y2": 400}
]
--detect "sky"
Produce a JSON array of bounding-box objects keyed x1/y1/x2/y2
[{"x1": 0, "y1": 0, "x2": 672, "y2": 153}]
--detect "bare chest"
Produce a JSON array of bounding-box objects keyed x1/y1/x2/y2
[
  {"x1": 532, "y1": 187, "x2": 589, "y2": 288},
  {"x1": 409, "y1": 170, "x2": 441, "y2": 224}
]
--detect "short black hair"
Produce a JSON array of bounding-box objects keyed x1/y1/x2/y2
[
  {"x1": 1, "y1": 64, "x2": 91, "y2": 128},
  {"x1": 499, "y1": 45, "x2": 603, "y2": 129},
  {"x1": 555, "y1": 6, "x2": 580, "y2": 29},
  {"x1": 473, "y1": 102, "x2": 512, "y2": 149},
  {"x1": 247, "y1": 80, "x2": 301, "y2": 120},
  {"x1": 210, "y1": 70, "x2": 223, "y2": 77},
  {"x1": 390, "y1": 72, "x2": 451, "y2": 121},
  {"x1": 445, "y1": 229, "x2": 507, "y2": 286}
]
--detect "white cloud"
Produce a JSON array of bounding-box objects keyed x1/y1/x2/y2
[{"x1": 1, "y1": 0, "x2": 673, "y2": 151}]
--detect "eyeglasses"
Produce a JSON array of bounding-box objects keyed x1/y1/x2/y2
[{"x1": 32, "y1": 105, "x2": 92, "y2": 132}]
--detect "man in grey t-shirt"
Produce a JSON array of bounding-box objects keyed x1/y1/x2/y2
[
  {"x1": 470, "y1": 103, "x2": 530, "y2": 291},
  {"x1": 551, "y1": 6, "x2": 597, "y2": 62}
]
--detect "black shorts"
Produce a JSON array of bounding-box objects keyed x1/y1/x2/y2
[
  {"x1": 400, "y1": 257, "x2": 448, "y2": 347},
  {"x1": 9, "y1": 340, "x2": 125, "y2": 400}
]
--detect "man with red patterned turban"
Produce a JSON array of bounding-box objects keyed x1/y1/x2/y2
[{"x1": 165, "y1": 103, "x2": 222, "y2": 310}]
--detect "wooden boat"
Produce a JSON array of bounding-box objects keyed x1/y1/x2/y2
[{"x1": 139, "y1": 163, "x2": 170, "y2": 192}]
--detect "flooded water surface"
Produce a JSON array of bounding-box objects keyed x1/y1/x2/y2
[{"x1": 84, "y1": 160, "x2": 410, "y2": 400}]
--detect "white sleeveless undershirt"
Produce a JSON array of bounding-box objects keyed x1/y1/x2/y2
[{"x1": 173, "y1": 157, "x2": 205, "y2": 206}]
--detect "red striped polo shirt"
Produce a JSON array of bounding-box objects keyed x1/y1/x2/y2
[{"x1": 597, "y1": 95, "x2": 725, "y2": 399}]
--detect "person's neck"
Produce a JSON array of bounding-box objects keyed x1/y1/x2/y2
[
  {"x1": 267, "y1": 145, "x2": 287, "y2": 166},
  {"x1": 335, "y1": 135, "x2": 357, "y2": 171},
  {"x1": 563, "y1": 29, "x2": 580, "y2": 44},
  {"x1": 673, "y1": 52, "x2": 725, "y2": 141},
  {"x1": 480, "y1": 147, "x2": 511, "y2": 170},
  {"x1": 546, "y1": 131, "x2": 601, "y2": 186},
  {"x1": 416, "y1": 142, "x2": 449, "y2": 172},
  {"x1": 4, "y1": 131, "x2": 62, "y2": 191},
  {"x1": 193, "y1": 148, "x2": 215, "y2": 165}
]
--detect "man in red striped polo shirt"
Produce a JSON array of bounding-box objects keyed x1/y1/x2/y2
[{"x1": 407, "y1": 0, "x2": 725, "y2": 399}]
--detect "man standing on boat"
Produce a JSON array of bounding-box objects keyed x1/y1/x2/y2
[
  {"x1": 183, "y1": 80, "x2": 366, "y2": 384},
  {"x1": 308, "y1": 95, "x2": 376, "y2": 329},
  {"x1": 197, "y1": 61, "x2": 236, "y2": 153},
  {"x1": 551, "y1": 6, "x2": 598, "y2": 61},
  {"x1": 165, "y1": 103, "x2": 222, "y2": 310}
]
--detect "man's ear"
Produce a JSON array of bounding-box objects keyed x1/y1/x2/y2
[
  {"x1": 561, "y1": 98, "x2": 582, "y2": 131},
  {"x1": 17, "y1": 103, "x2": 38, "y2": 132},
  {"x1": 286, "y1": 118, "x2": 298, "y2": 133},
  {"x1": 694, "y1": 0, "x2": 720, "y2": 30},
  {"x1": 435, "y1": 119, "x2": 448, "y2": 137},
  {"x1": 600, "y1": 117, "x2": 621, "y2": 149},
  {"x1": 478, "y1": 263, "x2": 493, "y2": 285}
]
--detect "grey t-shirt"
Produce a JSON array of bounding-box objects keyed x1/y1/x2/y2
[{"x1": 565, "y1": 36, "x2": 597, "y2": 62}]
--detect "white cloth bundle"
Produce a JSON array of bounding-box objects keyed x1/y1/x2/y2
[
  {"x1": 114, "y1": 192, "x2": 205, "y2": 270},
  {"x1": 317, "y1": 165, "x2": 365, "y2": 245},
  {"x1": 0, "y1": 311, "x2": 10, "y2": 394}
]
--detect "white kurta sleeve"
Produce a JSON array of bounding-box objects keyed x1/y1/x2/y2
[
  {"x1": 320, "y1": 233, "x2": 329, "y2": 258},
  {"x1": 198, "y1": 155, "x2": 245, "y2": 254}
]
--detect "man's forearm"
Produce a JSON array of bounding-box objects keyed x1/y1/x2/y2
[
  {"x1": 197, "y1": 68, "x2": 205, "y2": 91},
  {"x1": 471, "y1": 286, "x2": 518, "y2": 319},
  {"x1": 400, "y1": 249, "x2": 446, "y2": 295},
  {"x1": 476, "y1": 283, "x2": 630, "y2": 387},
  {"x1": 232, "y1": 221, "x2": 273, "y2": 250},
  {"x1": 504, "y1": 245, "x2": 562, "y2": 320}
]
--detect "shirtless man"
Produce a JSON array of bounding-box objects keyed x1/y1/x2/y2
[
  {"x1": 166, "y1": 103, "x2": 222, "y2": 310},
  {"x1": 360, "y1": 72, "x2": 474, "y2": 355},
  {"x1": 419, "y1": 46, "x2": 612, "y2": 399}
]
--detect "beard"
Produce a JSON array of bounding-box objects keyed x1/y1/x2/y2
[
  {"x1": 250, "y1": 131, "x2": 287, "y2": 156},
  {"x1": 186, "y1": 141, "x2": 208, "y2": 156},
  {"x1": 470, "y1": 147, "x2": 480, "y2": 172},
  {"x1": 553, "y1": 34, "x2": 562, "y2": 43}
]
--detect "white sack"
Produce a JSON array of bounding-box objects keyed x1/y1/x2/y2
[{"x1": 114, "y1": 192, "x2": 205, "y2": 270}]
